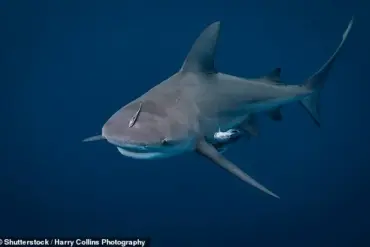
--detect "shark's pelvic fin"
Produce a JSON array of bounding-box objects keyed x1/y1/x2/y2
[
  {"x1": 264, "y1": 68, "x2": 282, "y2": 81},
  {"x1": 82, "y1": 135, "x2": 105, "y2": 142},
  {"x1": 196, "y1": 139, "x2": 280, "y2": 199},
  {"x1": 239, "y1": 115, "x2": 259, "y2": 136},
  {"x1": 300, "y1": 17, "x2": 353, "y2": 127},
  {"x1": 180, "y1": 21, "x2": 221, "y2": 74},
  {"x1": 267, "y1": 107, "x2": 283, "y2": 121}
]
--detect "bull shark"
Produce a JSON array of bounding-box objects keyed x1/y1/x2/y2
[{"x1": 83, "y1": 18, "x2": 353, "y2": 199}]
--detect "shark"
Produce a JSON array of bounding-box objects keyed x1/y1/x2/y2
[{"x1": 83, "y1": 17, "x2": 354, "y2": 199}]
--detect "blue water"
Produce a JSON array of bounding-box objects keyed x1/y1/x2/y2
[{"x1": 1, "y1": 0, "x2": 370, "y2": 246}]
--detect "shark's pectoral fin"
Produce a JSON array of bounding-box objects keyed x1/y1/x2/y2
[
  {"x1": 267, "y1": 107, "x2": 283, "y2": 121},
  {"x1": 82, "y1": 135, "x2": 105, "y2": 142},
  {"x1": 196, "y1": 139, "x2": 280, "y2": 199}
]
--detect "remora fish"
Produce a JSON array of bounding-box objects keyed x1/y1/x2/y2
[
  {"x1": 84, "y1": 18, "x2": 353, "y2": 199},
  {"x1": 208, "y1": 114, "x2": 259, "y2": 153}
]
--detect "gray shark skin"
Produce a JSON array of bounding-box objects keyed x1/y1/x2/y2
[
  {"x1": 84, "y1": 17, "x2": 354, "y2": 199},
  {"x1": 208, "y1": 67, "x2": 297, "y2": 153}
]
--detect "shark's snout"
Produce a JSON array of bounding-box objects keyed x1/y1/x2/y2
[
  {"x1": 101, "y1": 107, "x2": 171, "y2": 148},
  {"x1": 103, "y1": 119, "x2": 157, "y2": 146},
  {"x1": 101, "y1": 106, "x2": 196, "y2": 160}
]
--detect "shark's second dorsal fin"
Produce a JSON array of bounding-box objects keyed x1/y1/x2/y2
[
  {"x1": 180, "y1": 21, "x2": 221, "y2": 74},
  {"x1": 264, "y1": 68, "x2": 282, "y2": 81}
]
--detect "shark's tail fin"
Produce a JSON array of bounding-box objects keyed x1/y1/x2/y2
[
  {"x1": 299, "y1": 17, "x2": 354, "y2": 127},
  {"x1": 299, "y1": 91, "x2": 321, "y2": 127}
]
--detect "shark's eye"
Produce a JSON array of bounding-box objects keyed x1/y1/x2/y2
[
  {"x1": 161, "y1": 138, "x2": 176, "y2": 146},
  {"x1": 161, "y1": 139, "x2": 169, "y2": 145}
]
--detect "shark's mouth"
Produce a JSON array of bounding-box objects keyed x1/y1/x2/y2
[
  {"x1": 115, "y1": 143, "x2": 151, "y2": 153},
  {"x1": 107, "y1": 136, "x2": 195, "y2": 160},
  {"x1": 82, "y1": 134, "x2": 166, "y2": 158},
  {"x1": 116, "y1": 146, "x2": 169, "y2": 159},
  {"x1": 106, "y1": 137, "x2": 171, "y2": 158},
  {"x1": 104, "y1": 137, "x2": 152, "y2": 151},
  {"x1": 114, "y1": 141, "x2": 183, "y2": 160}
]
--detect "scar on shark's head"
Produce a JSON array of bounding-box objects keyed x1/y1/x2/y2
[{"x1": 128, "y1": 102, "x2": 143, "y2": 128}]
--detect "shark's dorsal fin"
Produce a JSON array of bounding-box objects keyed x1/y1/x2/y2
[
  {"x1": 264, "y1": 68, "x2": 281, "y2": 81},
  {"x1": 180, "y1": 21, "x2": 221, "y2": 74}
]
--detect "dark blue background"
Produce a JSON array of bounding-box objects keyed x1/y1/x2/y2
[{"x1": 1, "y1": 0, "x2": 369, "y2": 246}]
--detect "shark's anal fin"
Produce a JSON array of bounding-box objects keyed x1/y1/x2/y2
[
  {"x1": 267, "y1": 107, "x2": 283, "y2": 121},
  {"x1": 180, "y1": 21, "x2": 221, "y2": 74},
  {"x1": 196, "y1": 139, "x2": 280, "y2": 199}
]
